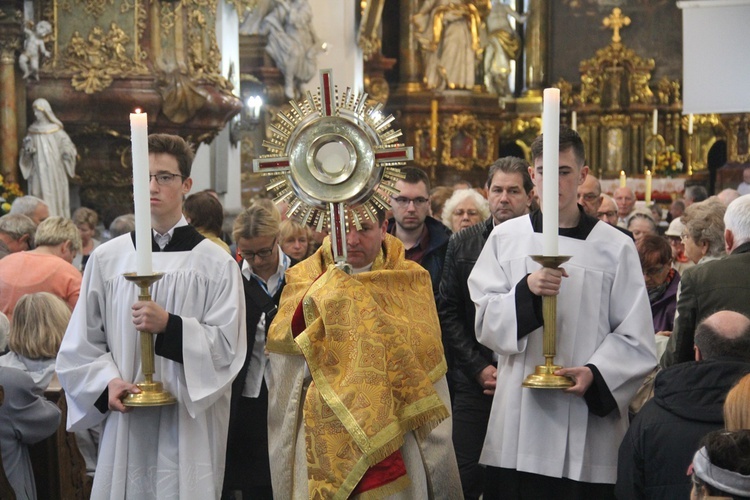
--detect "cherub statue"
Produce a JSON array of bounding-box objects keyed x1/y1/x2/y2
[{"x1": 19, "y1": 20, "x2": 53, "y2": 80}]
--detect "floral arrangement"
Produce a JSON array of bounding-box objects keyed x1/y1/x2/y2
[
  {"x1": 653, "y1": 146, "x2": 683, "y2": 177},
  {"x1": 0, "y1": 174, "x2": 24, "y2": 215}
]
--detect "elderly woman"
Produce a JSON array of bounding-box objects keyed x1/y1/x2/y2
[
  {"x1": 680, "y1": 197, "x2": 726, "y2": 265},
  {"x1": 627, "y1": 210, "x2": 657, "y2": 244},
  {"x1": 637, "y1": 235, "x2": 680, "y2": 335},
  {"x1": 279, "y1": 219, "x2": 309, "y2": 261},
  {"x1": 441, "y1": 188, "x2": 490, "y2": 233},
  {"x1": 71, "y1": 207, "x2": 100, "y2": 272}
]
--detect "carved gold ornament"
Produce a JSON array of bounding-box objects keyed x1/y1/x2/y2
[{"x1": 440, "y1": 111, "x2": 496, "y2": 171}]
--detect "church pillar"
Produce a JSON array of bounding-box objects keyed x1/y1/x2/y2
[
  {"x1": 398, "y1": 0, "x2": 421, "y2": 91},
  {"x1": 524, "y1": 0, "x2": 549, "y2": 98},
  {"x1": 0, "y1": 3, "x2": 22, "y2": 183}
]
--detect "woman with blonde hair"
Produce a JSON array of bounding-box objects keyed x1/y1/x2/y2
[
  {"x1": 0, "y1": 292, "x2": 71, "y2": 388},
  {"x1": 72, "y1": 206, "x2": 101, "y2": 272},
  {"x1": 279, "y1": 219, "x2": 310, "y2": 261},
  {"x1": 725, "y1": 373, "x2": 750, "y2": 431}
]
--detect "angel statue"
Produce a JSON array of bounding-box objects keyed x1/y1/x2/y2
[
  {"x1": 484, "y1": 1, "x2": 526, "y2": 97},
  {"x1": 19, "y1": 20, "x2": 53, "y2": 80},
  {"x1": 19, "y1": 99, "x2": 77, "y2": 218},
  {"x1": 260, "y1": 0, "x2": 324, "y2": 99}
]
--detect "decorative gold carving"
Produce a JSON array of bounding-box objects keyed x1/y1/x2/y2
[
  {"x1": 160, "y1": 4, "x2": 175, "y2": 35},
  {"x1": 65, "y1": 22, "x2": 147, "y2": 94},
  {"x1": 413, "y1": 119, "x2": 438, "y2": 171},
  {"x1": 224, "y1": 0, "x2": 258, "y2": 18},
  {"x1": 440, "y1": 111, "x2": 496, "y2": 171},
  {"x1": 75, "y1": 0, "x2": 114, "y2": 18},
  {"x1": 578, "y1": 8, "x2": 654, "y2": 109},
  {"x1": 554, "y1": 78, "x2": 575, "y2": 107},
  {"x1": 602, "y1": 7, "x2": 630, "y2": 45},
  {"x1": 655, "y1": 76, "x2": 681, "y2": 105},
  {"x1": 726, "y1": 114, "x2": 750, "y2": 164}
]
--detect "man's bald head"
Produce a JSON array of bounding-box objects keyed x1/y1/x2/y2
[
  {"x1": 613, "y1": 187, "x2": 636, "y2": 218},
  {"x1": 694, "y1": 310, "x2": 750, "y2": 361}
]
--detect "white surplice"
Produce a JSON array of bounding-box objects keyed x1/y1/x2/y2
[
  {"x1": 468, "y1": 215, "x2": 656, "y2": 484},
  {"x1": 56, "y1": 233, "x2": 246, "y2": 500}
]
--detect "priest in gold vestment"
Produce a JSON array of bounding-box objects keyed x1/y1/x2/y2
[{"x1": 266, "y1": 210, "x2": 462, "y2": 499}]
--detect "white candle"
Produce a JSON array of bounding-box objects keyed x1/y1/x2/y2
[
  {"x1": 571, "y1": 111, "x2": 577, "y2": 132},
  {"x1": 688, "y1": 114, "x2": 694, "y2": 135},
  {"x1": 620, "y1": 170, "x2": 627, "y2": 188},
  {"x1": 130, "y1": 109, "x2": 152, "y2": 275},
  {"x1": 652, "y1": 109, "x2": 658, "y2": 135},
  {"x1": 542, "y1": 88, "x2": 560, "y2": 256},
  {"x1": 645, "y1": 170, "x2": 652, "y2": 205}
]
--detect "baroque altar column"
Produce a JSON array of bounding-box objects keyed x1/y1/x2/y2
[
  {"x1": 398, "y1": 0, "x2": 421, "y2": 92},
  {"x1": 0, "y1": 2, "x2": 23, "y2": 183},
  {"x1": 523, "y1": 0, "x2": 549, "y2": 99}
]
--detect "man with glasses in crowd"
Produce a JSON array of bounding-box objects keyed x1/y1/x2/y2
[
  {"x1": 57, "y1": 133, "x2": 246, "y2": 500},
  {"x1": 388, "y1": 166, "x2": 451, "y2": 296},
  {"x1": 577, "y1": 174, "x2": 602, "y2": 218}
]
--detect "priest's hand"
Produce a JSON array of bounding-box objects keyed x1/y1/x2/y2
[
  {"x1": 132, "y1": 301, "x2": 169, "y2": 334},
  {"x1": 108, "y1": 378, "x2": 141, "y2": 413},
  {"x1": 554, "y1": 366, "x2": 593, "y2": 397},
  {"x1": 476, "y1": 365, "x2": 497, "y2": 395},
  {"x1": 527, "y1": 267, "x2": 569, "y2": 296}
]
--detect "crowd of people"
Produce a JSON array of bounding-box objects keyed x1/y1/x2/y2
[{"x1": 1, "y1": 130, "x2": 750, "y2": 500}]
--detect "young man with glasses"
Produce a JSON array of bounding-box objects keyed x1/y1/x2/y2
[
  {"x1": 388, "y1": 166, "x2": 451, "y2": 296},
  {"x1": 56, "y1": 133, "x2": 246, "y2": 500}
]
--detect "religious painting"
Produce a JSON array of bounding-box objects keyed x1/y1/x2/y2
[
  {"x1": 550, "y1": 1, "x2": 682, "y2": 85},
  {"x1": 440, "y1": 111, "x2": 495, "y2": 171}
]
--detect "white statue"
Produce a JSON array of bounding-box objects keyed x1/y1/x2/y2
[
  {"x1": 261, "y1": 0, "x2": 323, "y2": 99},
  {"x1": 19, "y1": 99, "x2": 77, "y2": 218},
  {"x1": 483, "y1": 1, "x2": 526, "y2": 97},
  {"x1": 19, "y1": 21, "x2": 52, "y2": 80},
  {"x1": 413, "y1": 0, "x2": 482, "y2": 90}
]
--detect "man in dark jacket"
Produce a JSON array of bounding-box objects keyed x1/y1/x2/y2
[
  {"x1": 437, "y1": 156, "x2": 533, "y2": 500},
  {"x1": 387, "y1": 166, "x2": 451, "y2": 297},
  {"x1": 616, "y1": 310, "x2": 750, "y2": 500},
  {"x1": 661, "y1": 194, "x2": 750, "y2": 367}
]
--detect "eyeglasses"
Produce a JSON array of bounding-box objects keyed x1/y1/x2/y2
[
  {"x1": 579, "y1": 193, "x2": 600, "y2": 202},
  {"x1": 597, "y1": 211, "x2": 617, "y2": 218},
  {"x1": 149, "y1": 173, "x2": 185, "y2": 185},
  {"x1": 240, "y1": 237, "x2": 277, "y2": 260},
  {"x1": 453, "y1": 209, "x2": 479, "y2": 217},
  {"x1": 391, "y1": 196, "x2": 429, "y2": 208},
  {"x1": 681, "y1": 232, "x2": 691, "y2": 242}
]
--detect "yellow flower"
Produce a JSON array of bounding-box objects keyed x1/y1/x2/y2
[{"x1": 1, "y1": 202, "x2": 10, "y2": 213}]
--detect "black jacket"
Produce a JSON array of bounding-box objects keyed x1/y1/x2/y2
[
  {"x1": 437, "y1": 218, "x2": 495, "y2": 382},
  {"x1": 387, "y1": 215, "x2": 450, "y2": 297},
  {"x1": 616, "y1": 358, "x2": 750, "y2": 500}
]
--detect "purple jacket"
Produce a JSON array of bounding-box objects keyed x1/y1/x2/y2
[{"x1": 651, "y1": 271, "x2": 681, "y2": 332}]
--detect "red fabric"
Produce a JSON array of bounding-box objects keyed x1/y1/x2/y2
[
  {"x1": 291, "y1": 273, "x2": 325, "y2": 338},
  {"x1": 351, "y1": 450, "x2": 407, "y2": 495}
]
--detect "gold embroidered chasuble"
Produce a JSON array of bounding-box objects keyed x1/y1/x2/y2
[{"x1": 267, "y1": 234, "x2": 449, "y2": 499}]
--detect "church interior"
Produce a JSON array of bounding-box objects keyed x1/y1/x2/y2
[{"x1": 1, "y1": 0, "x2": 750, "y2": 497}]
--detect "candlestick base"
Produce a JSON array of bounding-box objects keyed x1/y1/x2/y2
[
  {"x1": 522, "y1": 362, "x2": 575, "y2": 389},
  {"x1": 124, "y1": 380, "x2": 177, "y2": 407}
]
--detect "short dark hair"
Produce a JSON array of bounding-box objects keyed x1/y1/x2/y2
[
  {"x1": 147, "y1": 134, "x2": 195, "y2": 178},
  {"x1": 530, "y1": 127, "x2": 586, "y2": 167},
  {"x1": 686, "y1": 185, "x2": 709, "y2": 204},
  {"x1": 637, "y1": 234, "x2": 672, "y2": 268},
  {"x1": 184, "y1": 192, "x2": 224, "y2": 236},
  {"x1": 487, "y1": 156, "x2": 533, "y2": 194},
  {"x1": 399, "y1": 166, "x2": 431, "y2": 192},
  {"x1": 694, "y1": 314, "x2": 750, "y2": 361}
]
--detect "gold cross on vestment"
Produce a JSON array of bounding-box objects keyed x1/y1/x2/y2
[{"x1": 603, "y1": 8, "x2": 631, "y2": 44}]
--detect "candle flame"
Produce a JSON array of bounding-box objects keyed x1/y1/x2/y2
[{"x1": 135, "y1": 108, "x2": 142, "y2": 114}]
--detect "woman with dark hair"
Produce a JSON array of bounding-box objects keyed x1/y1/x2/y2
[
  {"x1": 690, "y1": 429, "x2": 750, "y2": 500},
  {"x1": 637, "y1": 234, "x2": 680, "y2": 335}
]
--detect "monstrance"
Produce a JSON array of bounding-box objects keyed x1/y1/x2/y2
[{"x1": 253, "y1": 70, "x2": 412, "y2": 268}]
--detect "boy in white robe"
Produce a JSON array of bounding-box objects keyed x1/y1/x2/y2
[
  {"x1": 468, "y1": 127, "x2": 656, "y2": 498},
  {"x1": 56, "y1": 134, "x2": 246, "y2": 500}
]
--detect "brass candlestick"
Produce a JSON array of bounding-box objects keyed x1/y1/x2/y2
[
  {"x1": 123, "y1": 273, "x2": 177, "y2": 407},
  {"x1": 522, "y1": 255, "x2": 575, "y2": 389}
]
